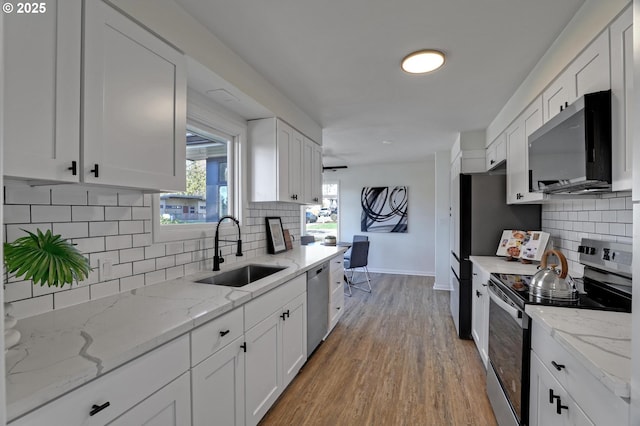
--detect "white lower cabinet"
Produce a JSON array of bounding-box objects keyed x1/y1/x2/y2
[
  {"x1": 529, "y1": 353, "x2": 593, "y2": 426},
  {"x1": 192, "y1": 336, "x2": 246, "y2": 426},
  {"x1": 328, "y1": 254, "x2": 345, "y2": 332},
  {"x1": 110, "y1": 372, "x2": 191, "y2": 426},
  {"x1": 470, "y1": 263, "x2": 489, "y2": 368},
  {"x1": 9, "y1": 335, "x2": 190, "y2": 426},
  {"x1": 529, "y1": 324, "x2": 629, "y2": 426},
  {"x1": 244, "y1": 274, "x2": 307, "y2": 426}
]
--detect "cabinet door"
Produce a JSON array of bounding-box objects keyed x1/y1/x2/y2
[
  {"x1": 281, "y1": 293, "x2": 307, "y2": 388},
  {"x1": 471, "y1": 264, "x2": 489, "y2": 368},
  {"x1": 192, "y1": 338, "x2": 245, "y2": 426},
  {"x1": 245, "y1": 312, "x2": 281, "y2": 426},
  {"x1": 3, "y1": 1, "x2": 81, "y2": 182},
  {"x1": 109, "y1": 373, "x2": 191, "y2": 426},
  {"x1": 289, "y1": 129, "x2": 304, "y2": 201},
  {"x1": 568, "y1": 30, "x2": 610, "y2": 101},
  {"x1": 276, "y1": 120, "x2": 294, "y2": 201},
  {"x1": 542, "y1": 73, "x2": 571, "y2": 123},
  {"x1": 303, "y1": 138, "x2": 323, "y2": 204},
  {"x1": 83, "y1": 0, "x2": 186, "y2": 191},
  {"x1": 529, "y1": 353, "x2": 594, "y2": 426},
  {"x1": 610, "y1": 6, "x2": 633, "y2": 192}
]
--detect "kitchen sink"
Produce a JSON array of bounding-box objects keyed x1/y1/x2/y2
[{"x1": 195, "y1": 264, "x2": 287, "y2": 287}]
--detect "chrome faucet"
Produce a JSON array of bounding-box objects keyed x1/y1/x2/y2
[{"x1": 213, "y1": 215, "x2": 243, "y2": 271}]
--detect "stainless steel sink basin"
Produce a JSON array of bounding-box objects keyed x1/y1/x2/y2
[{"x1": 195, "y1": 264, "x2": 287, "y2": 287}]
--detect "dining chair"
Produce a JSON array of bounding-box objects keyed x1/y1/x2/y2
[
  {"x1": 344, "y1": 240, "x2": 372, "y2": 296},
  {"x1": 343, "y1": 235, "x2": 368, "y2": 261}
]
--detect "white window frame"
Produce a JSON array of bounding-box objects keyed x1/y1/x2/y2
[{"x1": 152, "y1": 98, "x2": 245, "y2": 243}]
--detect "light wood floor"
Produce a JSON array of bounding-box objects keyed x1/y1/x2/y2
[{"x1": 259, "y1": 273, "x2": 498, "y2": 426}]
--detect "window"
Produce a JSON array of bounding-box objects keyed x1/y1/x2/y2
[
  {"x1": 302, "y1": 182, "x2": 339, "y2": 241},
  {"x1": 153, "y1": 101, "x2": 244, "y2": 243}
]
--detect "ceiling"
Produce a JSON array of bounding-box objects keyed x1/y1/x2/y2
[{"x1": 176, "y1": 0, "x2": 585, "y2": 167}]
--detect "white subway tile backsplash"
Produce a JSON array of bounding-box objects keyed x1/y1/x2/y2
[
  {"x1": 3, "y1": 185, "x2": 297, "y2": 318},
  {"x1": 32, "y1": 205, "x2": 71, "y2": 223},
  {"x1": 51, "y1": 187, "x2": 88, "y2": 206},
  {"x1": 90, "y1": 221, "x2": 119, "y2": 237},
  {"x1": 595, "y1": 223, "x2": 610, "y2": 234},
  {"x1": 53, "y1": 222, "x2": 89, "y2": 239},
  {"x1": 5, "y1": 184, "x2": 50, "y2": 205},
  {"x1": 120, "y1": 275, "x2": 145, "y2": 292},
  {"x1": 105, "y1": 235, "x2": 132, "y2": 251},
  {"x1": 617, "y1": 210, "x2": 633, "y2": 223},
  {"x1": 6, "y1": 223, "x2": 52, "y2": 243},
  {"x1": 54, "y1": 287, "x2": 90, "y2": 309},
  {"x1": 3, "y1": 205, "x2": 30, "y2": 224},
  {"x1": 90, "y1": 280, "x2": 120, "y2": 299},
  {"x1": 105, "y1": 206, "x2": 132, "y2": 221},
  {"x1": 609, "y1": 197, "x2": 627, "y2": 210},
  {"x1": 119, "y1": 220, "x2": 144, "y2": 234},
  {"x1": 610, "y1": 223, "x2": 626, "y2": 236},
  {"x1": 73, "y1": 206, "x2": 104, "y2": 222},
  {"x1": 88, "y1": 189, "x2": 118, "y2": 206},
  {"x1": 118, "y1": 193, "x2": 144, "y2": 206}
]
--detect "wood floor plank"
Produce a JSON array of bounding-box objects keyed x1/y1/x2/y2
[{"x1": 259, "y1": 273, "x2": 498, "y2": 426}]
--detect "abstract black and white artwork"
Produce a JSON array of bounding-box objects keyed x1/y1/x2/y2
[{"x1": 360, "y1": 186, "x2": 408, "y2": 233}]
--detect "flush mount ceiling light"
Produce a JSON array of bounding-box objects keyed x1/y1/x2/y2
[{"x1": 401, "y1": 50, "x2": 445, "y2": 74}]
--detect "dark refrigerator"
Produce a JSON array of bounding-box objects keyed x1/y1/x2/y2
[{"x1": 450, "y1": 174, "x2": 540, "y2": 339}]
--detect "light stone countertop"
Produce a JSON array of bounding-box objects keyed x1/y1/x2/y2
[
  {"x1": 5, "y1": 245, "x2": 345, "y2": 421},
  {"x1": 469, "y1": 255, "x2": 541, "y2": 275},
  {"x1": 526, "y1": 305, "x2": 631, "y2": 398}
]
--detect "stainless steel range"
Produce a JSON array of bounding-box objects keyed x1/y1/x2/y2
[{"x1": 485, "y1": 238, "x2": 632, "y2": 426}]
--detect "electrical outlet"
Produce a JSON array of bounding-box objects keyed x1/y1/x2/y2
[{"x1": 99, "y1": 259, "x2": 113, "y2": 280}]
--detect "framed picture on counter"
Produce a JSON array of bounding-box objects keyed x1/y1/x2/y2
[
  {"x1": 266, "y1": 217, "x2": 287, "y2": 254},
  {"x1": 496, "y1": 230, "x2": 550, "y2": 262}
]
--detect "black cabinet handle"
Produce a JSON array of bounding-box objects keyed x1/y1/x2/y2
[
  {"x1": 90, "y1": 401, "x2": 110, "y2": 416},
  {"x1": 90, "y1": 164, "x2": 99, "y2": 178},
  {"x1": 68, "y1": 161, "x2": 77, "y2": 176},
  {"x1": 490, "y1": 159, "x2": 495, "y2": 165},
  {"x1": 549, "y1": 389, "x2": 560, "y2": 404},
  {"x1": 556, "y1": 398, "x2": 568, "y2": 415},
  {"x1": 240, "y1": 342, "x2": 247, "y2": 352},
  {"x1": 475, "y1": 290, "x2": 481, "y2": 297},
  {"x1": 281, "y1": 312, "x2": 287, "y2": 320},
  {"x1": 336, "y1": 306, "x2": 341, "y2": 310},
  {"x1": 551, "y1": 361, "x2": 565, "y2": 371},
  {"x1": 285, "y1": 309, "x2": 290, "y2": 318},
  {"x1": 220, "y1": 330, "x2": 230, "y2": 337}
]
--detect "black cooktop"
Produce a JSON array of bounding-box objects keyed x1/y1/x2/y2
[{"x1": 490, "y1": 272, "x2": 631, "y2": 313}]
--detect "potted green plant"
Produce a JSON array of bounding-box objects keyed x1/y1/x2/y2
[{"x1": 3, "y1": 229, "x2": 91, "y2": 350}]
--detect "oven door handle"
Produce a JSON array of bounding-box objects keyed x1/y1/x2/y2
[{"x1": 488, "y1": 286, "x2": 522, "y2": 323}]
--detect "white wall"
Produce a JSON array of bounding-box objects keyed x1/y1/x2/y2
[
  {"x1": 434, "y1": 151, "x2": 451, "y2": 290},
  {"x1": 330, "y1": 159, "x2": 436, "y2": 276},
  {"x1": 0, "y1": 8, "x2": 6, "y2": 423}
]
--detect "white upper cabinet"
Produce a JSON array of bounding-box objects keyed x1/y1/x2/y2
[
  {"x1": 83, "y1": 0, "x2": 186, "y2": 191},
  {"x1": 485, "y1": 132, "x2": 506, "y2": 171},
  {"x1": 3, "y1": 1, "x2": 187, "y2": 192},
  {"x1": 249, "y1": 118, "x2": 322, "y2": 204},
  {"x1": 506, "y1": 97, "x2": 546, "y2": 204},
  {"x1": 543, "y1": 30, "x2": 610, "y2": 123},
  {"x1": 3, "y1": 1, "x2": 82, "y2": 182},
  {"x1": 610, "y1": 6, "x2": 633, "y2": 192}
]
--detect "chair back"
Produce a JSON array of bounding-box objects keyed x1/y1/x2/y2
[
  {"x1": 300, "y1": 235, "x2": 315, "y2": 245},
  {"x1": 348, "y1": 240, "x2": 370, "y2": 268},
  {"x1": 353, "y1": 235, "x2": 368, "y2": 242}
]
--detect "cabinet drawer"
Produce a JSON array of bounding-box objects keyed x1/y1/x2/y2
[
  {"x1": 531, "y1": 325, "x2": 628, "y2": 426},
  {"x1": 330, "y1": 255, "x2": 344, "y2": 273},
  {"x1": 191, "y1": 307, "x2": 244, "y2": 367},
  {"x1": 245, "y1": 274, "x2": 306, "y2": 330},
  {"x1": 10, "y1": 334, "x2": 189, "y2": 426}
]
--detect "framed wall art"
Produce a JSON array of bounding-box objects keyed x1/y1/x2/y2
[
  {"x1": 265, "y1": 217, "x2": 287, "y2": 254},
  {"x1": 361, "y1": 186, "x2": 408, "y2": 233}
]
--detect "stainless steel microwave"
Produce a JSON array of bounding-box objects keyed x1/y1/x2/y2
[{"x1": 528, "y1": 90, "x2": 611, "y2": 194}]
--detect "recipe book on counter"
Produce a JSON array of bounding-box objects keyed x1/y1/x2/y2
[{"x1": 496, "y1": 230, "x2": 550, "y2": 262}]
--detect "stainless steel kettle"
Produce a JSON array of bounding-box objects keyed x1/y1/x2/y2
[{"x1": 530, "y1": 249, "x2": 578, "y2": 301}]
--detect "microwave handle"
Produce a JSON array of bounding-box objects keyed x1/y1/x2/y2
[{"x1": 488, "y1": 286, "x2": 522, "y2": 324}]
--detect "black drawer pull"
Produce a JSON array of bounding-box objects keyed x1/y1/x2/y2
[
  {"x1": 551, "y1": 361, "x2": 565, "y2": 371},
  {"x1": 549, "y1": 389, "x2": 559, "y2": 404},
  {"x1": 556, "y1": 398, "x2": 568, "y2": 415},
  {"x1": 68, "y1": 161, "x2": 77, "y2": 176},
  {"x1": 90, "y1": 401, "x2": 110, "y2": 416},
  {"x1": 240, "y1": 342, "x2": 247, "y2": 352},
  {"x1": 90, "y1": 164, "x2": 99, "y2": 177},
  {"x1": 219, "y1": 329, "x2": 230, "y2": 337}
]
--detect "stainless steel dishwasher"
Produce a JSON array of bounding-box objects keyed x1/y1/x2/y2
[{"x1": 307, "y1": 262, "x2": 329, "y2": 356}]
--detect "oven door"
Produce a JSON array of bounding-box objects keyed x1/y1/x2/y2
[{"x1": 487, "y1": 282, "x2": 530, "y2": 426}]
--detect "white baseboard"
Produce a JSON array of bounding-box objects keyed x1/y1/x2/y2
[{"x1": 433, "y1": 282, "x2": 452, "y2": 291}]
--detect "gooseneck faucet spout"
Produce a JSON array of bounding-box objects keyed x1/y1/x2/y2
[{"x1": 213, "y1": 215, "x2": 243, "y2": 271}]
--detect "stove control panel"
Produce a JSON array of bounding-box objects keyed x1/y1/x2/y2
[{"x1": 578, "y1": 238, "x2": 632, "y2": 276}]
